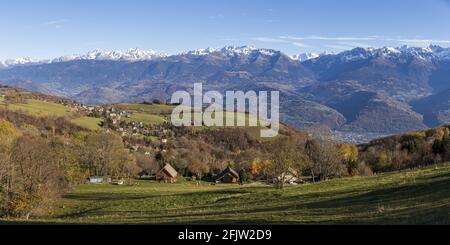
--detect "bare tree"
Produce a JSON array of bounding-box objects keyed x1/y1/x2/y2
[
  {"x1": 305, "y1": 139, "x2": 344, "y2": 182},
  {"x1": 5, "y1": 135, "x2": 67, "y2": 219},
  {"x1": 81, "y1": 132, "x2": 137, "y2": 178},
  {"x1": 268, "y1": 136, "x2": 305, "y2": 189}
]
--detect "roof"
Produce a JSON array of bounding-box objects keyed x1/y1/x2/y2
[
  {"x1": 159, "y1": 164, "x2": 178, "y2": 178},
  {"x1": 215, "y1": 167, "x2": 239, "y2": 181}
]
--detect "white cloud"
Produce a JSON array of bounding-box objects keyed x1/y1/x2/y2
[
  {"x1": 252, "y1": 35, "x2": 450, "y2": 52},
  {"x1": 292, "y1": 42, "x2": 309, "y2": 48},
  {"x1": 253, "y1": 37, "x2": 289, "y2": 43},
  {"x1": 253, "y1": 37, "x2": 311, "y2": 48},
  {"x1": 389, "y1": 38, "x2": 450, "y2": 44},
  {"x1": 335, "y1": 41, "x2": 372, "y2": 48},
  {"x1": 324, "y1": 44, "x2": 355, "y2": 50},
  {"x1": 44, "y1": 19, "x2": 68, "y2": 29},
  {"x1": 279, "y1": 35, "x2": 377, "y2": 41},
  {"x1": 280, "y1": 35, "x2": 450, "y2": 45}
]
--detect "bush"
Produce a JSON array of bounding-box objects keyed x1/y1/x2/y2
[
  {"x1": 356, "y1": 161, "x2": 373, "y2": 176},
  {"x1": 239, "y1": 169, "x2": 249, "y2": 184}
]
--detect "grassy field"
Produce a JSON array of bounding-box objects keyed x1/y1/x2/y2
[
  {"x1": 7, "y1": 99, "x2": 72, "y2": 117},
  {"x1": 118, "y1": 103, "x2": 275, "y2": 140},
  {"x1": 70, "y1": 117, "x2": 103, "y2": 130},
  {"x1": 120, "y1": 103, "x2": 264, "y2": 126},
  {"x1": 119, "y1": 103, "x2": 175, "y2": 117},
  {"x1": 2, "y1": 99, "x2": 103, "y2": 130},
  {"x1": 6, "y1": 163, "x2": 449, "y2": 224},
  {"x1": 128, "y1": 112, "x2": 166, "y2": 125}
]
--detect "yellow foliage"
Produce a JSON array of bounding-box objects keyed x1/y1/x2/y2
[
  {"x1": 408, "y1": 131, "x2": 426, "y2": 139},
  {"x1": 426, "y1": 128, "x2": 449, "y2": 141},
  {"x1": 250, "y1": 158, "x2": 260, "y2": 176},
  {"x1": 0, "y1": 119, "x2": 21, "y2": 147},
  {"x1": 444, "y1": 128, "x2": 450, "y2": 137},
  {"x1": 340, "y1": 143, "x2": 358, "y2": 162}
]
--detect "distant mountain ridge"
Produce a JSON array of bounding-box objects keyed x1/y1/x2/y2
[
  {"x1": 0, "y1": 45, "x2": 449, "y2": 142},
  {"x1": 0, "y1": 48, "x2": 166, "y2": 68}
]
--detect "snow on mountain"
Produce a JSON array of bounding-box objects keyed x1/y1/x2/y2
[
  {"x1": 185, "y1": 47, "x2": 217, "y2": 56},
  {"x1": 1, "y1": 45, "x2": 450, "y2": 69},
  {"x1": 291, "y1": 52, "x2": 320, "y2": 62},
  {"x1": 0, "y1": 57, "x2": 47, "y2": 68},
  {"x1": 335, "y1": 45, "x2": 450, "y2": 62},
  {"x1": 0, "y1": 48, "x2": 166, "y2": 69},
  {"x1": 52, "y1": 48, "x2": 166, "y2": 62},
  {"x1": 184, "y1": 46, "x2": 280, "y2": 57}
]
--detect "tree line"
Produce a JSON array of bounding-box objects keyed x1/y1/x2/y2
[{"x1": 0, "y1": 118, "x2": 140, "y2": 219}]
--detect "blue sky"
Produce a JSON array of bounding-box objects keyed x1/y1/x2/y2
[{"x1": 1, "y1": 0, "x2": 450, "y2": 60}]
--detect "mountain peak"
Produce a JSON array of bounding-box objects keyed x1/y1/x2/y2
[
  {"x1": 330, "y1": 45, "x2": 450, "y2": 62},
  {"x1": 291, "y1": 52, "x2": 320, "y2": 62},
  {"x1": 52, "y1": 48, "x2": 166, "y2": 63},
  {"x1": 184, "y1": 46, "x2": 279, "y2": 57},
  {"x1": 0, "y1": 48, "x2": 166, "y2": 68},
  {"x1": 2, "y1": 45, "x2": 450, "y2": 69}
]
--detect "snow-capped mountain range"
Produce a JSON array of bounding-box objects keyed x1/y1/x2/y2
[
  {"x1": 184, "y1": 46, "x2": 280, "y2": 57},
  {"x1": 0, "y1": 48, "x2": 166, "y2": 68},
  {"x1": 1, "y1": 45, "x2": 450, "y2": 69},
  {"x1": 333, "y1": 45, "x2": 450, "y2": 62},
  {"x1": 1, "y1": 44, "x2": 450, "y2": 143}
]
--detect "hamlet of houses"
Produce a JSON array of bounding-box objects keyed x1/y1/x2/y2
[{"x1": 53, "y1": 99, "x2": 300, "y2": 186}]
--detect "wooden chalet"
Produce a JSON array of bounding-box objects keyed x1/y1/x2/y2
[
  {"x1": 215, "y1": 167, "x2": 239, "y2": 183},
  {"x1": 156, "y1": 164, "x2": 178, "y2": 183}
]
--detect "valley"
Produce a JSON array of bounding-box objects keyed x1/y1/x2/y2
[
  {"x1": 1, "y1": 86, "x2": 450, "y2": 224},
  {"x1": 1, "y1": 45, "x2": 450, "y2": 142}
]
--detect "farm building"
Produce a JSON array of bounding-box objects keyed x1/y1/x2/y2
[
  {"x1": 138, "y1": 170, "x2": 154, "y2": 179},
  {"x1": 87, "y1": 177, "x2": 112, "y2": 184},
  {"x1": 273, "y1": 168, "x2": 299, "y2": 185},
  {"x1": 215, "y1": 167, "x2": 239, "y2": 183},
  {"x1": 156, "y1": 164, "x2": 178, "y2": 183}
]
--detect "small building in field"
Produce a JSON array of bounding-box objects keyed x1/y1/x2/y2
[
  {"x1": 156, "y1": 164, "x2": 178, "y2": 183},
  {"x1": 273, "y1": 167, "x2": 299, "y2": 185},
  {"x1": 215, "y1": 167, "x2": 239, "y2": 183},
  {"x1": 138, "y1": 170, "x2": 152, "y2": 179},
  {"x1": 87, "y1": 177, "x2": 112, "y2": 184}
]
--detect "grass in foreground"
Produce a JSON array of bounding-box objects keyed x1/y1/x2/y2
[{"x1": 4, "y1": 163, "x2": 449, "y2": 224}]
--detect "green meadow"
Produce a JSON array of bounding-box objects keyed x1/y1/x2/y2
[
  {"x1": 2, "y1": 99, "x2": 104, "y2": 130},
  {"x1": 70, "y1": 117, "x2": 103, "y2": 130},
  {"x1": 128, "y1": 112, "x2": 167, "y2": 125},
  {"x1": 5, "y1": 163, "x2": 449, "y2": 225},
  {"x1": 119, "y1": 103, "x2": 175, "y2": 117},
  {"x1": 8, "y1": 99, "x2": 72, "y2": 117}
]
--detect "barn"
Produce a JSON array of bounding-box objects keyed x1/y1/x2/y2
[
  {"x1": 215, "y1": 167, "x2": 239, "y2": 183},
  {"x1": 156, "y1": 164, "x2": 178, "y2": 183}
]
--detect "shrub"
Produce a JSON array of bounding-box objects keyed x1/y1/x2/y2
[{"x1": 356, "y1": 161, "x2": 373, "y2": 176}]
